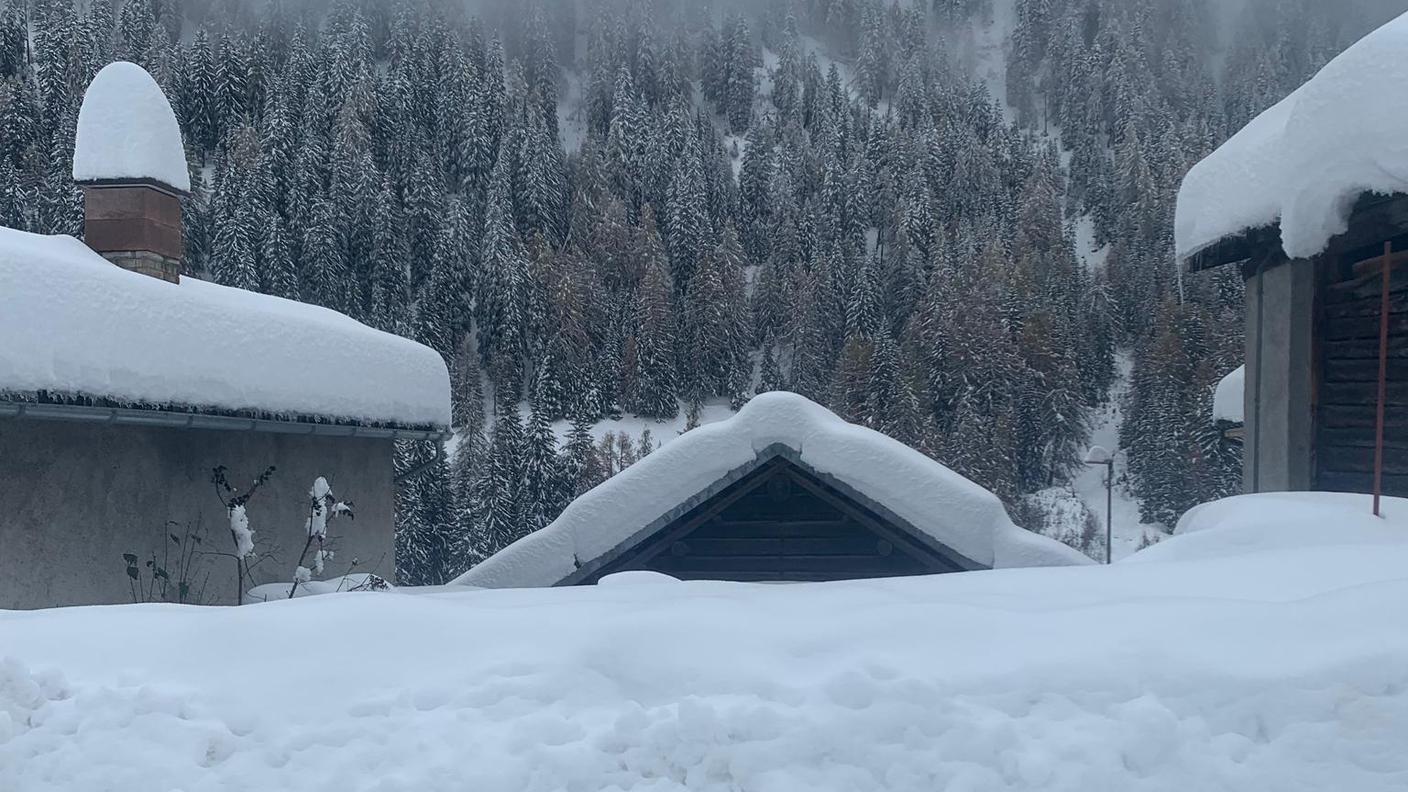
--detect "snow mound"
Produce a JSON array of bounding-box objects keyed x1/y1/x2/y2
[
  {"x1": 245, "y1": 574, "x2": 390, "y2": 603},
  {"x1": 0, "y1": 227, "x2": 450, "y2": 428},
  {"x1": 7, "y1": 523, "x2": 1408, "y2": 791},
  {"x1": 458, "y1": 392, "x2": 1090, "y2": 588},
  {"x1": 1020, "y1": 487, "x2": 1101, "y2": 562},
  {"x1": 597, "y1": 571, "x2": 679, "y2": 587},
  {"x1": 1126, "y1": 492, "x2": 1408, "y2": 565},
  {"x1": 1213, "y1": 365, "x2": 1244, "y2": 424},
  {"x1": 73, "y1": 61, "x2": 190, "y2": 192},
  {"x1": 1176, "y1": 12, "x2": 1408, "y2": 261}
]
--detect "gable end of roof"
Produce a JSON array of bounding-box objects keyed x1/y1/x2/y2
[{"x1": 553, "y1": 443, "x2": 987, "y2": 587}]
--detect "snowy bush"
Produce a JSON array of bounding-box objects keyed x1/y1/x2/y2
[
  {"x1": 210, "y1": 465, "x2": 277, "y2": 604},
  {"x1": 122, "y1": 520, "x2": 218, "y2": 605},
  {"x1": 287, "y1": 476, "x2": 354, "y2": 599},
  {"x1": 1016, "y1": 488, "x2": 1105, "y2": 563}
]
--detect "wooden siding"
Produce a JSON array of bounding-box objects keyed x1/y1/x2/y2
[
  {"x1": 1316, "y1": 229, "x2": 1408, "y2": 497},
  {"x1": 575, "y1": 456, "x2": 970, "y2": 584}
]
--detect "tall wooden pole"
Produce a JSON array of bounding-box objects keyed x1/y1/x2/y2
[{"x1": 1374, "y1": 242, "x2": 1392, "y2": 517}]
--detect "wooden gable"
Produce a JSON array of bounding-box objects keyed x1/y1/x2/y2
[{"x1": 568, "y1": 452, "x2": 982, "y2": 585}]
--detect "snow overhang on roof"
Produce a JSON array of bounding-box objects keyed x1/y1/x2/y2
[
  {"x1": 1213, "y1": 365, "x2": 1245, "y2": 426},
  {"x1": 1175, "y1": 11, "x2": 1408, "y2": 266},
  {"x1": 456, "y1": 392, "x2": 1092, "y2": 589},
  {"x1": 0, "y1": 227, "x2": 451, "y2": 430},
  {"x1": 73, "y1": 62, "x2": 191, "y2": 193}
]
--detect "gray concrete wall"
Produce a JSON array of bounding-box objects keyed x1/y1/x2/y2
[
  {"x1": 0, "y1": 420, "x2": 396, "y2": 609},
  {"x1": 1243, "y1": 260, "x2": 1317, "y2": 493}
]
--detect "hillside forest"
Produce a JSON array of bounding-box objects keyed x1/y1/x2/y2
[{"x1": 1, "y1": 0, "x2": 1403, "y2": 581}]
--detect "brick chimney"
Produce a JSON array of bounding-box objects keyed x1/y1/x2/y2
[
  {"x1": 80, "y1": 181, "x2": 184, "y2": 283},
  {"x1": 73, "y1": 62, "x2": 191, "y2": 284}
]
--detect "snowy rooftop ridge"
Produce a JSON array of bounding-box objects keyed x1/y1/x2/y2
[
  {"x1": 73, "y1": 61, "x2": 191, "y2": 192},
  {"x1": 0, "y1": 227, "x2": 451, "y2": 428},
  {"x1": 1175, "y1": 11, "x2": 1408, "y2": 262},
  {"x1": 458, "y1": 392, "x2": 1091, "y2": 588}
]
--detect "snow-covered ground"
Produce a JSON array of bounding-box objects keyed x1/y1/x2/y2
[
  {"x1": 6, "y1": 495, "x2": 1408, "y2": 790},
  {"x1": 966, "y1": 0, "x2": 1017, "y2": 123},
  {"x1": 557, "y1": 69, "x2": 587, "y2": 153},
  {"x1": 1072, "y1": 214, "x2": 1110, "y2": 271},
  {"x1": 1024, "y1": 353, "x2": 1162, "y2": 562},
  {"x1": 546, "y1": 398, "x2": 739, "y2": 447},
  {"x1": 1071, "y1": 353, "x2": 1166, "y2": 559}
]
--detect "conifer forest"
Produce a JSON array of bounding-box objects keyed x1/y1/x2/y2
[{"x1": 2, "y1": 0, "x2": 1405, "y2": 583}]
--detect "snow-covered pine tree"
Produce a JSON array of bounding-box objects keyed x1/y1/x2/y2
[
  {"x1": 477, "y1": 147, "x2": 531, "y2": 402},
  {"x1": 394, "y1": 439, "x2": 463, "y2": 586},
  {"x1": 679, "y1": 224, "x2": 752, "y2": 407},
  {"x1": 559, "y1": 415, "x2": 605, "y2": 504},
  {"x1": 622, "y1": 207, "x2": 679, "y2": 420},
  {"x1": 520, "y1": 398, "x2": 563, "y2": 532},
  {"x1": 474, "y1": 404, "x2": 527, "y2": 555}
]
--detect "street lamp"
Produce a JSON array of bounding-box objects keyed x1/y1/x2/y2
[{"x1": 1084, "y1": 446, "x2": 1114, "y2": 564}]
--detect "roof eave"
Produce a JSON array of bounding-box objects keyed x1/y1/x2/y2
[
  {"x1": 0, "y1": 399, "x2": 451, "y2": 441},
  {"x1": 1182, "y1": 224, "x2": 1283, "y2": 273}
]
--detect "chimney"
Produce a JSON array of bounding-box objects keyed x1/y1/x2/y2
[
  {"x1": 72, "y1": 62, "x2": 191, "y2": 284},
  {"x1": 80, "y1": 182, "x2": 184, "y2": 283}
]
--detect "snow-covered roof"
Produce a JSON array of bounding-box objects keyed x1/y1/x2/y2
[
  {"x1": 0, "y1": 226, "x2": 450, "y2": 428},
  {"x1": 1213, "y1": 365, "x2": 1245, "y2": 424},
  {"x1": 458, "y1": 392, "x2": 1091, "y2": 588},
  {"x1": 73, "y1": 61, "x2": 191, "y2": 193},
  {"x1": 1175, "y1": 12, "x2": 1408, "y2": 262}
]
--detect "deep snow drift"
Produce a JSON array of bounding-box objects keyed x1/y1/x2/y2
[
  {"x1": 5, "y1": 493, "x2": 1408, "y2": 791},
  {"x1": 0, "y1": 227, "x2": 451, "y2": 428},
  {"x1": 1175, "y1": 11, "x2": 1408, "y2": 260}
]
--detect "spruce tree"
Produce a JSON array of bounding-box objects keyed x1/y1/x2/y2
[
  {"x1": 474, "y1": 405, "x2": 527, "y2": 554},
  {"x1": 622, "y1": 209, "x2": 679, "y2": 420},
  {"x1": 521, "y1": 399, "x2": 563, "y2": 531}
]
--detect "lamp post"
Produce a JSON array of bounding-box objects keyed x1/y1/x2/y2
[{"x1": 1084, "y1": 446, "x2": 1114, "y2": 564}]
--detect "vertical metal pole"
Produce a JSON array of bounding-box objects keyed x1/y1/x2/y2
[
  {"x1": 1252, "y1": 256, "x2": 1267, "y2": 493},
  {"x1": 1105, "y1": 460, "x2": 1113, "y2": 564},
  {"x1": 1374, "y1": 242, "x2": 1392, "y2": 517}
]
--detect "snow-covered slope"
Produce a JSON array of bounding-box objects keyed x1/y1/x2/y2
[
  {"x1": 5, "y1": 493, "x2": 1408, "y2": 790},
  {"x1": 1072, "y1": 353, "x2": 1164, "y2": 557},
  {"x1": 1027, "y1": 354, "x2": 1162, "y2": 561}
]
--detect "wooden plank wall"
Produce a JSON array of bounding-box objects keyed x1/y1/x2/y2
[
  {"x1": 1317, "y1": 232, "x2": 1408, "y2": 496},
  {"x1": 580, "y1": 459, "x2": 964, "y2": 583}
]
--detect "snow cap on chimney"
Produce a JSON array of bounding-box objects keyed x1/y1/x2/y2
[
  {"x1": 73, "y1": 62, "x2": 189, "y2": 283},
  {"x1": 74, "y1": 61, "x2": 190, "y2": 193}
]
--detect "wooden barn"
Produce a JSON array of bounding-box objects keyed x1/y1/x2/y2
[
  {"x1": 1185, "y1": 197, "x2": 1408, "y2": 498},
  {"x1": 1175, "y1": 15, "x2": 1408, "y2": 503},
  {"x1": 457, "y1": 392, "x2": 1090, "y2": 589}
]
